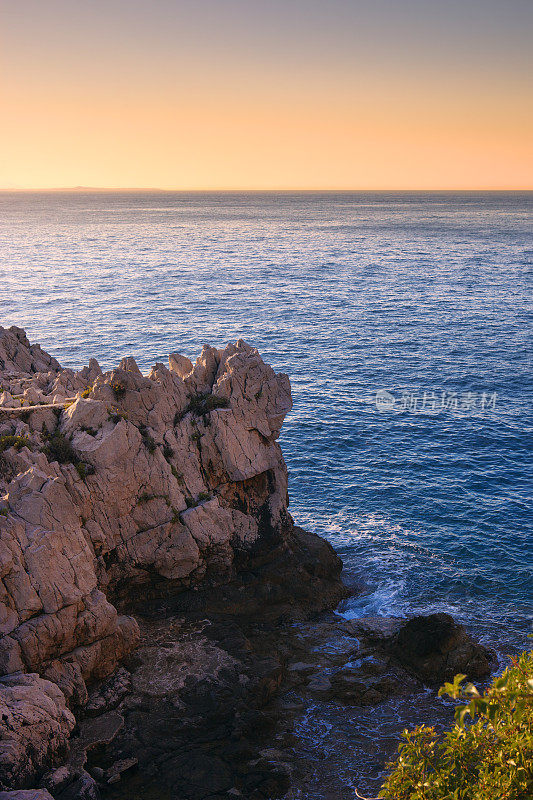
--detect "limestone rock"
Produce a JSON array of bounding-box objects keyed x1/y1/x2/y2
[
  {"x1": 0, "y1": 327, "x2": 60, "y2": 377},
  {"x1": 169, "y1": 352, "x2": 193, "y2": 378},
  {"x1": 0, "y1": 327, "x2": 347, "y2": 791},
  {"x1": 0, "y1": 673, "x2": 75, "y2": 789}
]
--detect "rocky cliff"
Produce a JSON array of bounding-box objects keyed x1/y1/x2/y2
[{"x1": 0, "y1": 326, "x2": 346, "y2": 796}]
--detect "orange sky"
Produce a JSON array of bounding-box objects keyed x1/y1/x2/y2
[{"x1": 1, "y1": 0, "x2": 532, "y2": 190}]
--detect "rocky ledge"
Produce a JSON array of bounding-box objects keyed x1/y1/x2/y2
[
  {"x1": 0, "y1": 326, "x2": 347, "y2": 798},
  {"x1": 0, "y1": 326, "x2": 495, "y2": 800}
]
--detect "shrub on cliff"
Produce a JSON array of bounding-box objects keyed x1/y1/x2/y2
[
  {"x1": 380, "y1": 650, "x2": 533, "y2": 800},
  {"x1": 43, "y1": 429, "x2": 95, "y2": 480},
  {"x1": 0, "y1": 434, "x2": 31, "y2": 453}
]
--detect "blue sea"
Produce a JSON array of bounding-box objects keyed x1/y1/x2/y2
[{"x1": 1, "y1": 191, "x2": 532, "y2": 792}]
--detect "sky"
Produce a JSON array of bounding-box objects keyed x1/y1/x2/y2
[{"x1": 1, "y1": 0, "x2": 532, "y2": 190}]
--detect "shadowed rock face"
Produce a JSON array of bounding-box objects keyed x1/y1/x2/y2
[
  {"x1": 391, "y1": 613, "x2": 496, "y2": 684},
  {"x1": 0, "y1": 327, "x2": 346, "y2": 792}
]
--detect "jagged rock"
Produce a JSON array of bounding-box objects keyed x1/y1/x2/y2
[
  {"x1": 104, "y1": 758, "x2": 137, "y2": 785},
  {"x1": 40, "y1": 765, "x2": 73, "y2": 795},
  {"x1": 169, "y1": 352, "x2": 193, "y2": 378},
  {"x1": 349, "y1": 613, "x2": 496, "y2": 686},
  {"x1": 85, "y1": 667, "x2": 132, "y2": 716},
  {"x1": 0, "y1": 327, "x2": 60, "y2": 376},
  {"x1": 117, "y1": 357, "x2": 141, "y2": 375},
  {"x1": 0, "y1": 673, "x2": 75, "y2": 789},
  {"x1": 347, "y1": 616, "x2": 404, "y2": 643},
  {"x1": 0, "y1": 327, "x2": 347, "y2": 792},
  {"x1": 55, "y1": 771, "x2": 99, "y2": 800}
]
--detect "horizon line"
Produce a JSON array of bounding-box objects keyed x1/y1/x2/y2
[{"x1": 1, "y1": 186, "x2": 532, "y2": 193}]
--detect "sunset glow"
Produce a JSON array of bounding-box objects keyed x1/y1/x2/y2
[{"x1": 1, "y1": 0, "x2": 532, "y2": 190}]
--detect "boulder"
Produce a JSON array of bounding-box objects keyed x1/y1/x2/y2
[{"x1": 391, "y1": 613, "x2": 496, "y2": 684}]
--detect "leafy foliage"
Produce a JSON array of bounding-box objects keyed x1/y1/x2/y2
[
  {"x1": 43, "y1": 429, "x2": 95, "y2": 480},
  {"x1": 138, "y1": 424, "x2": 157, "y2": 454},
  {"x1": 0, "y1": 435, "x2": 31, "y2": 453},
  {"x1": 111, "y1": 382, "x2": 127, "y2": 400},
  {"x1": 176, "y1": 393, "x2": 230, "y2": 423},
  {"x1": 380, "y1": 650, "x2": 533, "y2": 800},
  {"x1": 0, "y1": 434, "x2": 32, "y2": 480},
  {"x1": 138, "y1": 492, "x2": 156, "y2": 505}
]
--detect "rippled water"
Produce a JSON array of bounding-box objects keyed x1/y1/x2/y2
[
  {"x1": 1, "y1": 192, "x2": 532, "y2": 792},
  {"x1": 1, "y1": 191, "x2": 531, "y2": 651}
]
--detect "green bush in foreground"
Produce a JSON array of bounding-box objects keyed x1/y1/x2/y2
[{"x1": 380, "y1": 650, "x2": 533, "y2": 800}]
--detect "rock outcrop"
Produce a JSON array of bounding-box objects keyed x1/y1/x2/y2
[
  {"x1": 0, "y1": 326, "x2": 346, "y2": 793},
  {"x1": 390, "y1": 612, "x2": 496, "y2": 684},
  {"x1": 349, "y1": 613, "x2": 496, "y2": 686}
]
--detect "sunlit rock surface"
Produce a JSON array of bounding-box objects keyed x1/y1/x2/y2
[{"x1": 0, "y1": 326, "x2": 345, "y2": 792}]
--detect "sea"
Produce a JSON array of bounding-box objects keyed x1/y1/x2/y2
[{"x1": 1, "y1": 190, "x2": 532, "y2": 796}]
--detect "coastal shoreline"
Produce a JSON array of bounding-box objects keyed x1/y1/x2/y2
[{"x1": 0, "y1": 326, "x2": 496, "y2": 799}]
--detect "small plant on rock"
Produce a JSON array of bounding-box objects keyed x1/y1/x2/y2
[
  {"x1": 75, "y1": 462, "x2": 95, "y2": 479},
  {"x1": 171, "y1": 465, "x2": 183, "y2": 482},
  {"x1": 176, "y1": 393, "x2": 230, "y2": 422},
  {"x1": 108, "y1": 410, "x2": 128, "y2": 424},
  {"x1": 80, "y1": 425, "x2": 97, "y2": 436},
  {"x1": 42, "y1": 429, "x2": 95, "y2": 481},
  {"x1": 138, "y1": 492, "x2": 155, "y2": 505},
  {"x1": 0, "y1": 435, "x2": 31, "y2": 453},
  {"x1": 139, "y1": 424, "x2": 157, "y2": 454},
  {"x1": 111, "y1": 382, "x2": 126, "y2": 400}
]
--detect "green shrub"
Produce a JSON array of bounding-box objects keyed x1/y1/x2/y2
[
  {"x1": 0, "y1": 435, "x2": 31, "y2": 453},
  {"x1": 380, "y1": 650, "x2": 533, "y2": 800},
  {"x1": 0, "y1": 508, "x2": 8, "y2": 517},
  {"x1": 111, "y1": 382, "x2": 126, "y2": 400},
  {"x1": 139, "y1": 424, "x2": 157, "y2": 454},
  {"x1": 171, "y1": 465, "x2": 183, "y2": 482},
  {"x1": 138, "y1": 492, "x2": 155, "y2": 505},
  {"x1": 43, "y1": 430, "x2": 94, "y2": 480},
  {"x1": 163, "y1": 445, "x2": 174, "y2": 460},
  {"x1": 43, "y1": 430, "x2": 78, "y2": 464},
  {"x1": 108, "y1": 411, "x2": 128, "y2": 424},
  {"x1": 176, "y1": 393, "x2": 230, "y2": 423},
  {"x1": 75, "y1": 462, "x2": 95, "y2": 479},
  {"x1": 80, "y1": 425, "x2": 97, "y2": 436},
  {"x1": 198, "y1": 491, "x2": 211, "y2": 502},
  {"x1": 81, "y1": 387, "x2": 91, "y2": 399}
]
